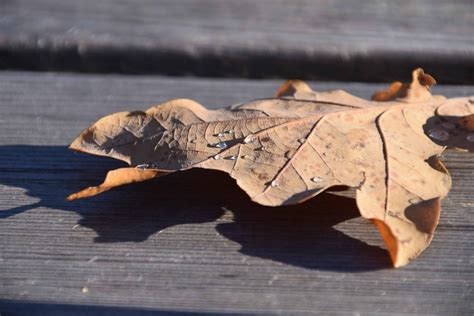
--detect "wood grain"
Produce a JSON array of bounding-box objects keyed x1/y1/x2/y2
[
  {"x1": 0, "y1": 72, "x2": 472, "y2": 314},
  {"x1": 0, "y1": 0, "x2": 473, "y2": 83}
]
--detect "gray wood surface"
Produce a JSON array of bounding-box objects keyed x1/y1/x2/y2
[
  {"x1": 0, "y1": 0, "x2": 473, "y2": 83},
  {"x1": 0, "y1": 71, "x2": 473, "y2": 315}
]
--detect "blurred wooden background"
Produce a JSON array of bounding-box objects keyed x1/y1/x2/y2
[
  {"x1": 0, "y1": 1, "x2": 473, "y2": 315},
  {"x1": 1, "y1": 0, "x2": 473, "y2": 82}
]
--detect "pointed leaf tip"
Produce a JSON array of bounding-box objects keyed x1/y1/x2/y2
[
  {"x1": 275, "y1": 80, "x2": 312, "y2": 97},
  {"x1": 66, "y1": 168, "x2": 166, "y2": 201},
  {"x1": 371, "y1": 68, "x2": 441, "y2": 102}
]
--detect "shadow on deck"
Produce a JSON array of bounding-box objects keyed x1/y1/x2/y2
[{"x1": 0, "y1": 145, "x2": 390, "y2": 272}]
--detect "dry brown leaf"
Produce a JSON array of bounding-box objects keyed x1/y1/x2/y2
[{"x1": 68, "y1": 69, "x2": 473, "y2": 268}]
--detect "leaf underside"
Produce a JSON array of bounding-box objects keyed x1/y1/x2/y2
[{"x1": 68, "y1": 69, "x2": 474, "y2": 267}]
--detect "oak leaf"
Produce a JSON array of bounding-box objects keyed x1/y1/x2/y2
[{"x1": 68, "y1": 69, "x2": 473, "y2": 267}]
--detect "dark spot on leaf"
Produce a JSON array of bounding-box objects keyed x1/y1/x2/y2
[{"x1": 127, "y1": 111, "x2": 147, "y2": 117}]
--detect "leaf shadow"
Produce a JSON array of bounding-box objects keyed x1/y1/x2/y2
[
  {"x1": 219, "y1": 192, "x2": 391, "y2": 271},
  {"x1": 0, "y1": 145, "x2": 390, "y2": 272}
]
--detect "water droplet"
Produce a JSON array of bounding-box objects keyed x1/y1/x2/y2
[
  {"x1": 271, "y1": 180, "x2": 279, "y2": 187},
  {"x1": 216, "y1": 130, "x2": 234, "y2": 137},
  {"x1": 285, "y1": 150, "x2": 296, "y2": 159},
  {"x1": 441, "y1": 122, "x2": 456, "y2": 130},
  {"x1": 136, "y1": 164, "x2": 149, "y2": 169},
  {"x1": 428, "y1": 128, "x2": 449, "y2": 141},
  {"x1": 225, "y1": 155, "x2": 237, "y2": 160},
  {"x1": 467, "y1": 133, "x2": 474, "y2": 142},
  {"x1": 244, "y1": 134, "x2": 256, "y2": 143},
  {"x1": 311, "y1": 176, "x2": 322, "y2": 183},
  {"x1": 409, "y1": 197, "x2": 421, "y2": 204},
  {"x1": 210, "y1": 141, "x2": 228, "y2": 149},
  {"x1": 213, "y1": 154, "x2": 221, "y2": 160}
]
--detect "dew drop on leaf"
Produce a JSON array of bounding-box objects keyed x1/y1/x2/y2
[
  {"x1": 244, "y1": 134, "x2": 256, "y2": 143},
  {"x1": 211, "y1": 141, "x2": 228, "y2": 149},
  {"x1": 409, "y1": 197, "x2": 422, "y2": 204},
  {"x1": 311, "y1": 176, "x2": 323, "y2": 183},
  {"x1": 284, "y1": 150, "x2": 296, "y2": 159}
]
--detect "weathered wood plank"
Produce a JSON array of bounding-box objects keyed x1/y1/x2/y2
[
  {"x1": 0, "y1": 72, "x2": 473, "y2": 314},
  {"x1": 0, "y1": 1, "x2": 473, "y2": 83}
]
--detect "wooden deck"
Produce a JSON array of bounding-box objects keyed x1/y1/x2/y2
[
  {"x1": 0, "y1": 0, "x2": 473, "y2": 314},
  {"x1": 0, "y1": 72, "x2": 472, "y2": 315}
]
